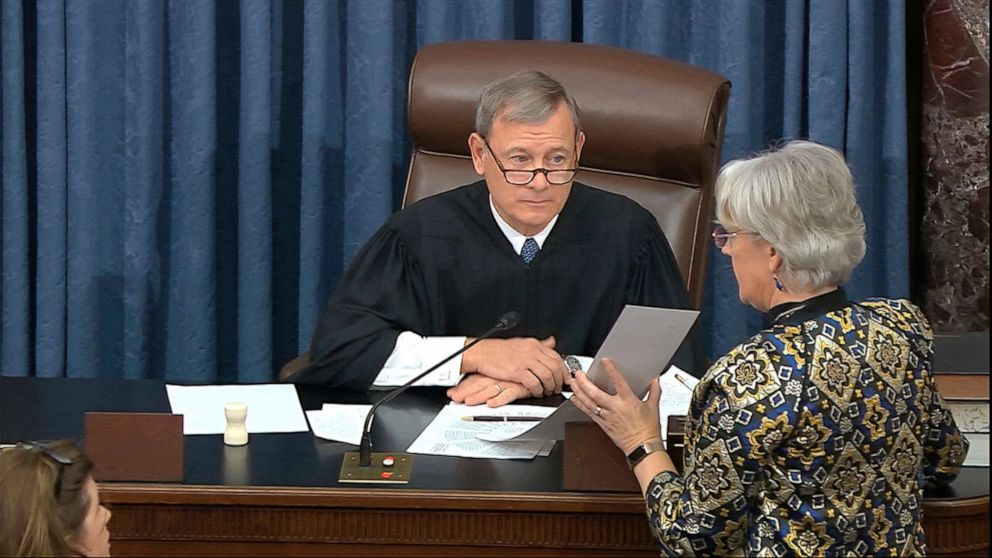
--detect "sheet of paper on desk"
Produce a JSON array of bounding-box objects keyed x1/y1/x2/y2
[
  {"x1": 963, "y1": 432, "x2": 989, "y2": 467},
  {"x1": 407, "y1": 403, "x2": 556, "y2": 459},
  {"x1": 659, "y1": 365, "x2": 698, "y2": 441},
  {"x1": 507, "y1": 305, "x2": 700, "y2": 441},
  {"x1": 305, "y1": 404, "x2": 373, "y2": 445},
  {"x1": 166, "y1": 384, "x2": 308, "y2": 435}
]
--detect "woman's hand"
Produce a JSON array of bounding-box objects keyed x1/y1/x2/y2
[{"x1": 570, "y1": 358, "x2": 663, "y2": 454}]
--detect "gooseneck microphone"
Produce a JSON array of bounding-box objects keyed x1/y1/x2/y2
[{"x1": 340, "y1": 311, "x2": 521, "y2": 481}]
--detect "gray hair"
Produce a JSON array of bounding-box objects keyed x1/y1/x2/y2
[
  {"x1": 475, "y1": 70, "x2": 581, "y2": 138},
  {"x1": 715, "y1": 140, "x2": 866, "y2": 291}
]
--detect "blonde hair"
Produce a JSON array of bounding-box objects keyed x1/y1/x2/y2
[
  {"x1": 0, "y1": 440, "x2": 93, "y2": 556},
  {"x1": 715, "y1": 140, "x2": 866, "y2": 291}
]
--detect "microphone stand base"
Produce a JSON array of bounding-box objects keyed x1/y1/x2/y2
[{"x1": 338, "y1": 451, "x2": 414, "y2": 484}]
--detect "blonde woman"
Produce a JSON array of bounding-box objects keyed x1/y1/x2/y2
[{"x1": 1, "y1": 440, "x2": 111, "y2": 556}]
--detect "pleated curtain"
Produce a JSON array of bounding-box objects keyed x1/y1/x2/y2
[{"x1": 1, "y1": 0, "x2": 908, "y2": 381}]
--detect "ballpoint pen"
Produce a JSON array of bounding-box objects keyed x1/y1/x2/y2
[
  {"x1": 461, "y1": 416, "x2": 544, "y2": 422},
  {"x1": 673, "y1": 372, "x2": 696, "y2": 391}
]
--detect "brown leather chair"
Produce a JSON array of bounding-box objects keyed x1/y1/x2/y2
[
  {"x1": 280, "y1": 40, "x2": 730, "y2": 381},
  {"x1": 405, "y1": 40, "x2": 730, "y2": 309}
]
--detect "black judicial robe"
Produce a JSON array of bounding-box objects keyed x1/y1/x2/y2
[{"x1": 300, "y1": 181, "x2": 698, "y2": 390}]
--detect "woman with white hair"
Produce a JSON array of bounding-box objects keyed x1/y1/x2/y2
[{"x1": 570, "y1": 140, "x2": 968, "y2": 556}]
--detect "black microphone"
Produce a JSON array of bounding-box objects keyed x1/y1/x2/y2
[{"x1": 340, "y1": 311, "x2": 521, "y2": 482}]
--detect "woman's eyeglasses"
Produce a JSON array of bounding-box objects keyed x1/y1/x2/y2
[{"x1": 712, "y1": 225, "x2": 759, "y2": 248}]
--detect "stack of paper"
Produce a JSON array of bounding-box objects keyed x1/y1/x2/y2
[{"x1": 407, "y1": 403, "x2": 556, "y2": 459}]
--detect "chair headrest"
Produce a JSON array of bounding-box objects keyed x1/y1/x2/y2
[{"x1": 408, "y1": 40, "x2": 731, "y2": 187}]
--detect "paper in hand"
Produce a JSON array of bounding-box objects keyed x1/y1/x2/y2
[{"x1": 507, "y1": 305, "x2": 699, "y2": 441}]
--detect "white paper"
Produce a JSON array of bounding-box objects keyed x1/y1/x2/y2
[
  {"x1": 407, "y1": 403, "x2": 556, "y2": 459},
  {"x1": 509, "y1": 305, "x2": 699, "y2": 441},
  {"x1": 472, "y1": 405, "x2": 558, "y2": 442},
  {"x1": 166, "y1": 384, "x2": 308, "y2": 435},
  {"x1": 658, "y1": 365, "x2": 697, "y2": 441},
  {"x1": 305, "y1": 404, "x2": 374, "y2": 445},
  {"x1": 963, "y1": 432, "x2": 989, "y2": 467}
]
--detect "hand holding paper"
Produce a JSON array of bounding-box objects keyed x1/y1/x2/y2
[
  {"x1": 570, "y1": 359, "x2": 664, "y2": 454},
  {"x1": 505, "y1": 305, "x2": 699, "y2": 441}
]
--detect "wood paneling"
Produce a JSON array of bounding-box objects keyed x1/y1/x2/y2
[
  {"x1": 102, "y1": 485, "x2": 657, "y2": 556},
  {"x1": 100, "y1": 483, "x2": 989, "y2": 556}
]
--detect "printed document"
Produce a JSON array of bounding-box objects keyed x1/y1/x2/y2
[
  {"x1": 658, "y1": 365, "x2": 698, "y2": 441},
  {"x1": 407, "y1": 403, "x2": 556, "y2": 459},
  {"x1": 307, "y1": 404, "x2": 373, "y2": 445},
  {"x1": 166, "y1": 384, "x2": 308, "y2": 435}
]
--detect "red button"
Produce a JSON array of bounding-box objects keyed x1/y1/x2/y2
[
  {"x1": 380, "y1": 471, "x2": 394, "y2": 479},
  {"x1": 383, "y1": 456, "x2": 395, "y2": 467}
]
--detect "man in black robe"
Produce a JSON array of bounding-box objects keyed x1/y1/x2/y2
[{"x1": 291, "y1": 70, "x2": 697, "y2": 407}]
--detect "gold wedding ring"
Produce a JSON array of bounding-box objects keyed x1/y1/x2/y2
[
  {"x1": 493, "y1": 383, "x2": 503, "y2": 394},
  {"x1": 594, "y1": 406, "x2": 602, "y2": 416}
]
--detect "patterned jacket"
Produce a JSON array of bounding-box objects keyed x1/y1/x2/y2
[{"x1": 647, "y1": 293, "x2": 969, "y2": 556}]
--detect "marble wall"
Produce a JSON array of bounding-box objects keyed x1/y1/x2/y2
[{"x1": 920, "y1": 0, "x2": 989, "y2": 331}]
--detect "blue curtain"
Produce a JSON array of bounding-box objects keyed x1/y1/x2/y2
[{"x1": 1, "y1": 0, "x2": 907, "y2": 381}]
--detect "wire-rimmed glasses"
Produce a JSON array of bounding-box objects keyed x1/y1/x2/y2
[
  {"x1": 712, "y1": 225, "x2": 759, "y2": 248},
  {"x1": 481, "y1": 138, "x2": 578, "y2": 186}
]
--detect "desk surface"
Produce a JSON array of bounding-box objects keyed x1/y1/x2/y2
[
  {"x1": 1, "y1": 376, "x2": 988, "y2": 556},
  {"x1": 1, "y1": 376, "x2": 986, "y2": 498},
  {"x1": 0, "y1": 376, "x2": 573, "y2": 493}
]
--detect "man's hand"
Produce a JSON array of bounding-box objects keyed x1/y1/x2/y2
[
  {"x1": 447, "y1": 374, "x2": 531, "y2": 408},
  {"x1": 460, "y1": 336, "x2": 567, "y2": 397}
]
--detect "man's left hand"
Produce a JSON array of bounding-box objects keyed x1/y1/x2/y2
[{"x1": 447, "y1": 373, "x2": 531, "y2": 408}]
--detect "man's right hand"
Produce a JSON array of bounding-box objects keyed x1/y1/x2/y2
[{"x1": 460, "y1": 336, "x2": 567, "y2": 397}]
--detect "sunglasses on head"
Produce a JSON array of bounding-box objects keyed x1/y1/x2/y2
[{"x1": 10, "y1": 441, "x2": 74, "y2": 497}]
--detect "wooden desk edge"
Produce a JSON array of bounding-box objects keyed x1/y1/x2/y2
[{"x1": 99, "y1": 482, "x2": 648, "y2": 513}]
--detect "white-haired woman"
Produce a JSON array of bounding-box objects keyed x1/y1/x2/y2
[{"x1": 570, "y1": 140, "x2": 968, "y2": 556}]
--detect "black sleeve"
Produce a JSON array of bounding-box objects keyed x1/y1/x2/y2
[
  {"x1": 293, "y1": 221, "x2": 432, "y2": 390},
  {"x1": 625, "y1": 218, "x2": 704, "y2": 377}
]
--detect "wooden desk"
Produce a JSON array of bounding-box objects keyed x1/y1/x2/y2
[
  {"x1": 101, "y1": 485, "x2": 656, "y2": 556},
  {"x1": 1, "y1": 377, "x2": 988, "y2": 556}
]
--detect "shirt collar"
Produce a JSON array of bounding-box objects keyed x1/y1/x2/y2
[{"x1": 489, "y1": 195, "x2": 559, "y2": 256}]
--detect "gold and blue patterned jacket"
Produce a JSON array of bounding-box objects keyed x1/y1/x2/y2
[{"x1": 647, "y1": 291, "x2": 969, "y2": 556}]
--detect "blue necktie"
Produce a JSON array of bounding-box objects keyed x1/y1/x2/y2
[{"x1": 521, "y1": 238, "x2": 539, "y2": 264}]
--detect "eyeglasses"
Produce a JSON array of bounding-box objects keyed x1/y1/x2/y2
[
  {"x1": 482, "y1": 138, "x2": 578, "y2": 186},
  {"x1": 712, "y1": 225, "x2": 759, "y2": 248},
  {"x1": 16, "y1": 441, "x2": 74, "y2": 497}
]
